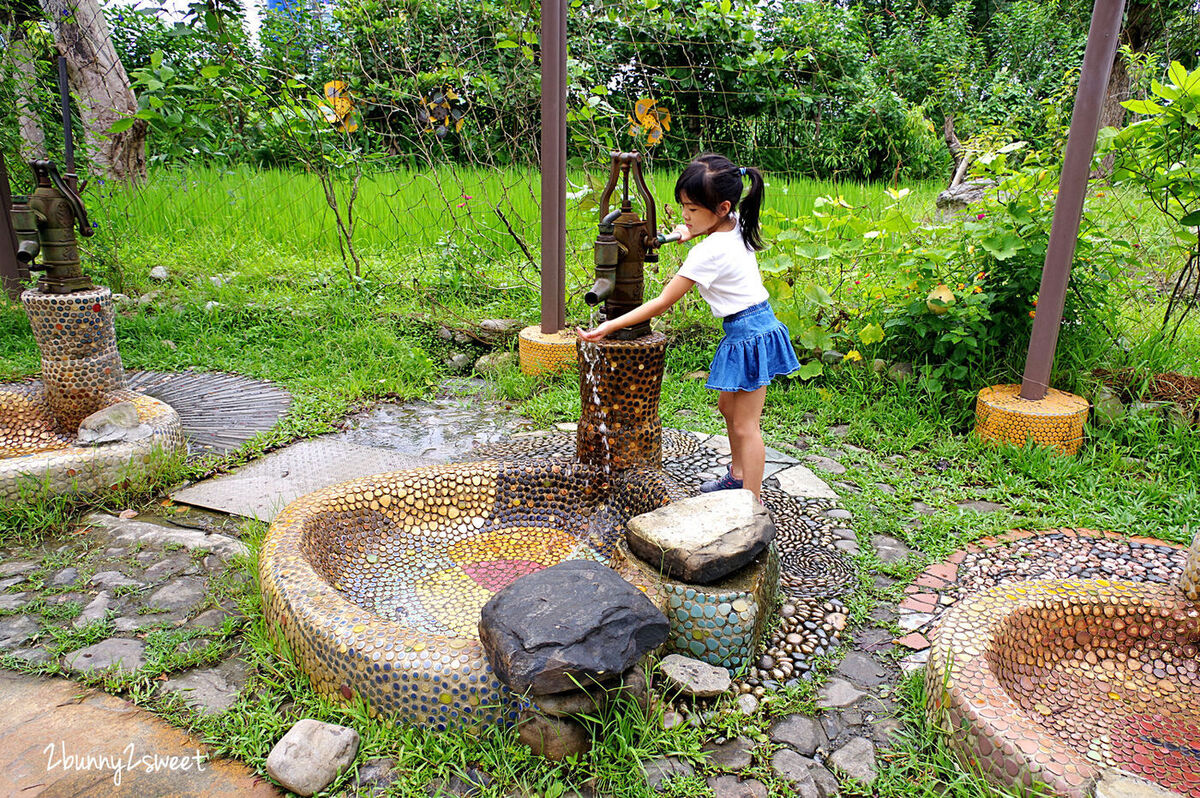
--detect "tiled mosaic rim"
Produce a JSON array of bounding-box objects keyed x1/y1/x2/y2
[
  {"x1": 259, "y1": 458, "x2": 794, "y2": 731},
  {"x1": 926, "y1": 578, "x2": 1199, "y2": 798},
  {"x1": 0, "y1": 387, "x2": 186, "y2": 504}
]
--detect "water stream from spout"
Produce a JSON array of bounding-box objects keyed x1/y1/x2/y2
[{"x1": 578, "y1": 332, "x2": 612, "y2": 476}]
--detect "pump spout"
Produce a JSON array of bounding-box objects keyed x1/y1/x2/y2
[{"x1": 585, "y1": 275, "x2": 614, "y2": 306}]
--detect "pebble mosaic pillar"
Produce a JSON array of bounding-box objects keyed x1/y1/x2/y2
[
  {"x1": 974, "y1": 384, "x2": 1089, "y2": 455},
  {"x1": 577, "y1": 333, "x2": 667, "y2": 471},
  {"x1": 1181, "y1": 531, "x2": 1200, "y2": 603},
  {"x1": 518, "y1": 325, "x2": 577, "y2": 376},
  {"x1": 22, "y1": 286, "x2": 126, "y2": 431}
]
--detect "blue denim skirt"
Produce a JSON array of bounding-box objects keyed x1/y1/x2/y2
[{"x1": 706, "y1": 301, "x2": 801, "y2": 392}]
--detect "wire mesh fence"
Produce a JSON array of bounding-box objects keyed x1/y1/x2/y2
[{"x1": 1, "y1": 0, "x2": 1197, "y2": 360}]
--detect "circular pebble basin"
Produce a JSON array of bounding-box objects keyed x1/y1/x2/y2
[
  {"x1": 928, "y1": 578, "x2": 1200, "y2": 797},
  {"x1": 260, "y1": 460, "x2": 699, "y2": 731},
  {"x1": 0, "y1": 385, "x2": 186, "y2": 504}
]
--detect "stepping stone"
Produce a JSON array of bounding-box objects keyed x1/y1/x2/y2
[
  {"x1": 0, "y1": 616, "x2": 39, "y2": 650},
  {"x1": 658, "y1": 654, "x2": 731, "y2": 698},
  {"x1": 773, "y1": 465, "x2": 838, "y2": 500},
  {"x1": 769, "y1": 714, "x2": 828, "y2": 756},
  {"x1": 771, "y1": 749, "x2": 819, "y2": 794},
  {"x1": 708, "y1": 775, "x2": 768, "y2": 798},
  {"x1": 828, "y1": 737, "x2": 877, "y2": 786},
  {"x1": 63, "y1": 638, "x2": 146, "y2": 676},
  {"x1": 835, "y1": 652, "x2": 887, "y2": 687},
  {"x1": 955, "y1": 499, "x2": 1006, "y2": 513},
  {"x1": 0, "y1": 672, "x2": 279, "y2": 796},
  {"x1": 626, "y1": 490, "x2": 775, "y2": 583},
  {"x1": 641, "y1": 757, "x2": 693, "y2": 791},
  {"x1": 871, "y1": 534, "x2": 914, "y2": 564},
  {"x1": 72, "y1": 592, "x2": 113, "y2": 628},
  {"x1": 817, "y1": 678, "x2": 865, "y2": 709},
  {"x1": 146, "y1": 576, "x2": 207, "y2": 613},
  {"x1": 171, "y1": 438, "x2": 431, "y2": 521},
  {"x1": 86, "y1": 513, "x2": 247, "y2": 559},
  {"x1": 161, "y1": 657, "x2": 251, "y2": 715},
  {"x1": 702, "y1": 735, "x2": 756, "y2": 770},
  {"x1": 804, "y1": 455, "x2": 846, "y2": 475},
  {"x1": 478, "y1": 560, "x2": 668, "y2": 695}
]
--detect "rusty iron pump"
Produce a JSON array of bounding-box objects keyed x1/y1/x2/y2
[
  {"x1": 585, "y1": 151, "x2": 677, "y2": 340},
  {"x1": 10, "y1": 160, "x2": 95, "y2": 294}
]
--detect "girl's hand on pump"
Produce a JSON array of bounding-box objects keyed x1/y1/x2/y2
[{"x1": 669, "y1": 223, "x2": 693, "y2": 243}]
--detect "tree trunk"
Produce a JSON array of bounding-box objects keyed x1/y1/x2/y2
[
  {"x1": 1096, "y1": 51, "x2": 1130, "y2": 176},
  {"x1": 39, "y1": 0, "x2": 146, "y2": 183},
  {"x1": 8, "y1": 28, "x2": 48, "y2": 162}
]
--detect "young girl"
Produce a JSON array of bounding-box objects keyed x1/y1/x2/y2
[{"x1": 578, "y1": 152, "x2": 800, "y2": 500}]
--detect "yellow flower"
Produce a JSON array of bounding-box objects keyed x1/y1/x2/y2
[
  {"x1": 972, "y1": 286, "x2": 982, "y2": 293},
  {"x1": 843, "y1": 350, "x2": 862, "y2": 362}
]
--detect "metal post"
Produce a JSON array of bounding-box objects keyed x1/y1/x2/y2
[
  {"x1": 539, "y1": 0, "x2": 567, "y2": 334},
  {"x1": 0, "y1": 153, "x2": 27, "y2": 301},
  {"x1": 1020, "y1": 0, "x2": 1126, "y2": 400}
]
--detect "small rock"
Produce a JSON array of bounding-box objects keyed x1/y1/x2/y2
[
  {"x1": 769, "y1": 714, "x2": 828, "y2": 757},
  {"x1": 161, "y1": 339, "x2": 177, "y2": 350},
  {"x1": 827, "y1": 737, "x2": 877, "y2": 786},
  {"x1": 804, "y1": 455, "x2": 846, "y2": 475},
  {"x1": 886, "y1": 362, "x2": 914, "y2": 384},
  {"x1": 0, "y1": 561, "x2": 36, "y2": 578},
  {"x1": 1093, "y1": 771, "x2": 1182, "y2": 798},
  {"x1": 1091, "y1": 386, "x2": 1124, "y2": 425},
  {"x1": 0, "y1": 616, "x2": 40, "y2": 650},
  {"x1": 149, "y1": 265, "x2": 169, "y2": 281},
  {"x1": 51, "y1": 567, "x2": 80, "y2": 587},
  {"x1": 955, "y1": 499, "x2": 1005, "y2": 514},
  {"x1": 871, "y1": 534, "x2": 913, "y2": 564},
  {"x1": 474, "y1": 351, "x2": 518, "y2": 376},
  {"x1": 146, "y1": 577, "x2": 208, "y2": 613},
  {"x1": 641, "y1": 757, "x2": 693, "y2": 791},
  {"x1": 707, "y1": 775, "x2": 768, "y2": 798},
  {"x1": 265, "y1": 719, "x2": 360, "y2": 797},
  {"x1": 445, "y1": 353, "x2": 473, "y2": 374},
  {"x1": 661, "y1": 710, "x2": 685, "y2": 731},
  {"x1": 204, "y1": 300, "x2": 220, "y2": 312},
  {"x1": 817, "y1": 678, "x2": 865, "y2": 709},
  {"x1": 735, "y1": 693, "x2": 759, "y2": 715},
  {"x1": 808, "y1": 764, "x2": 840, "y2": 798},
  {"x1": 658, "y1": 654, "x2": 731, "y2": 699},
  {"x1": 702, "y1": 735, "x2": 756, "y2": 770},
  {"x1": 684, "y1": 370, "x2": 710, "y2": 381},
  {"x1": 0, "y1": 592, "x2": 30, "y2": 611},
  {"x1": 516, "y1": 711, "x2": 591, "y2": 761},
  {"x1": 836, "y1": 651, "x2": 887, "y2": 687},
  {"x1": 477, "y1": 318, "x2": 520, "y2": 342},
  {"x1": 819, "y1": 350, "x2": 844, "y2": 366},
  {"x1": 771, "y1": 749, "x2": 819, "y2": 796},
  {"x1": 72, "y1": 592, "x2": 113, "y2": 628},
  {"x1": 89, "y1": 570, "x2": 143, "y2": 589},
  {"x1": 353, "y1": 757, "x2": 399, "y2": 796}
]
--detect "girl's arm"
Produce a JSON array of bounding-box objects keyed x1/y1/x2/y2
[{"x1": 578, "y1": 274, "x2": 696, "y2": 342}]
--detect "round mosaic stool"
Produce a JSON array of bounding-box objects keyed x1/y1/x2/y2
[
  {"x1": 518, "y1": 326, "x2": 577, "y2": 376},
  {"x1": 974, "y1": 383, "x2": 1089, "y2": 455}
]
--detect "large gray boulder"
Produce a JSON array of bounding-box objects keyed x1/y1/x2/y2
[
  {"x1": 478, "y1": 560, "x2": 669, "y2": 695},
  {"x1": 626, "y1": 490, "x2": 775, "y2": 584}
]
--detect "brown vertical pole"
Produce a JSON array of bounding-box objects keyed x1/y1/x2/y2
[
  {"x1": 1020, "y1": 0, "x2": 1126, "y2": 400},
  {"x1": 0, "y1": 153, "x2": 27, "y2": 301},
  {"x1": 539, "y1": 0, "x2": 567, "y2": 334}
]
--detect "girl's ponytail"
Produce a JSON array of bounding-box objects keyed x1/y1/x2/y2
[{"x1": 738, "y1": 166, "x2": 765, "y2": 251}]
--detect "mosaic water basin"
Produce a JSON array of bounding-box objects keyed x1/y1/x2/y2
[
  {"x1": 929, "y1": 579, "x2": 1200, "y2": 798},
  {"x1": 0, "y1": 385, "x2": 186, "y2": 504},
  {"x1": 259, "y1": 460, "x2": 703, "y2": 731}
]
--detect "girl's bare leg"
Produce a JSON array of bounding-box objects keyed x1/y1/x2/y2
[{"x1": 717, "y1": 387, "x2": 768, "y2": 499}]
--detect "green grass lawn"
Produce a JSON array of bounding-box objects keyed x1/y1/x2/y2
[{"x1": 2, "y1": 164, "x2": 1198, "y2": 797}]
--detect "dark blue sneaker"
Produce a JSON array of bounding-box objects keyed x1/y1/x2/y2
[{"x1": 699, "y1": 469, "x2": 743, "y2": 493}]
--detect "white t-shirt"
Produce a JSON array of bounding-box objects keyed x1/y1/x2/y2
[{"x1": 677, "y1": 222, "x2": 770, "y2": 318}]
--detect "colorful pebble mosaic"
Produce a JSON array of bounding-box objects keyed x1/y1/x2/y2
[
  {"x1": 577, "y1": 334, "x2": 667, "y2": 472},
  {"x1": 2, "y1": 285, "x2": 187, "y2": 504},
  {"x1": 914, "y1": 529, "x2": 1200, "y2": 798},
  {"x1": 974, "y1": 383, "x2": 1089, "y2": 455}
]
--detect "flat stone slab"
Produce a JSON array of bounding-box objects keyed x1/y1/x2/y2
[
  {"x1": 86, "y1": 513, "x2": 248, "y2": 559},
  {"x1": 161, "y1": 658, "x2": 251, "y2": 715},
  {"x1": 171, "y1": 438, "x2": 431, "y2": 521},
  {"x1": 0, "y1": 672, "x2": 279, "y2": 796},
  {"x1": 626, "y1": 490, "x2": 776, "y2": 584},
  {"x1": 63, "y1": 638, "x2": 147, "y2": 676},
  {"x1": 773, "y1": 465, "x2": 839, "y2": 500}
]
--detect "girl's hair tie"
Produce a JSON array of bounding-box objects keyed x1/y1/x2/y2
[{"x1": 738, "y1": 167, "x2": 747, "y2": 176}]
